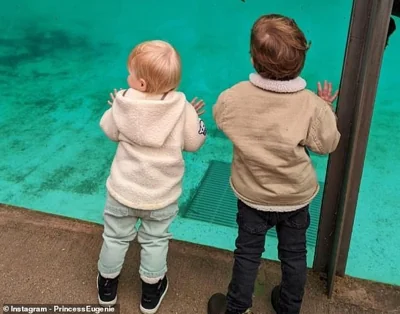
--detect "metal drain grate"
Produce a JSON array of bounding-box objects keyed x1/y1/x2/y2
[{"x1": 183, "y1": 161, "x2": 323, "y2": 246}]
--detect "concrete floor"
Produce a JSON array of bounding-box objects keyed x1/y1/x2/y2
[{"x1": 1, "y1": 204, "x2": 399, "y2": 314}]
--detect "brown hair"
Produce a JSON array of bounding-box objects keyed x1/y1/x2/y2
[
  {"x1": 127, "y1": 40, "x2": 181, "y2": 94},
  {"x1": 250, "y1": 14, "x2": 309, "y2": 80}
]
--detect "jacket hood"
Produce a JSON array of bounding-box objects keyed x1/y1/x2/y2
[{"x1": 112, "y1": 90, "x2": 187, "y2": 147}]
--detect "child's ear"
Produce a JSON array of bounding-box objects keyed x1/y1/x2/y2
[{"x1": 139, "y1": 78, "x2": 147, "y2": 92}]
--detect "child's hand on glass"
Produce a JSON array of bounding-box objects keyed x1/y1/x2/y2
[
  {"x1": 191, "y1": 97, "x2": 205, "y2": 116},
  {"x1": 317, "y1": 81, "x2": 339, "y2": 104},
  {"x1": 108, "y1": 88, "x2": 122, "y2": 106}
]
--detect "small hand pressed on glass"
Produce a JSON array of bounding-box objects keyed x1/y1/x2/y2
[
  {"x1": 108, "y1": 88, "x2": 122, "y2": 106},
  {"x1": 190, "y1": 97, "x2": 205, "y2": 116},
  {"x1": 317, "y1": 81, "x2": 339, "y2": 104}
]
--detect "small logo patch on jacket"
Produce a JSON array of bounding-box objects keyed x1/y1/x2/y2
[{"x1": 198, "y1": 119, "x2": 206, "y2": 136}]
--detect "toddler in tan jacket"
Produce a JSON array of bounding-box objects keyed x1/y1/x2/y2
[{"x1": 208, "y1": 14, "x2": 340, "y2": 314}]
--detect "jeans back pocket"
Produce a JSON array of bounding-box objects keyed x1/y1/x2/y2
[
  {"x1": 284, "y1": 206, "x2": 310, "y2": 229},
  {"x1": 149, "y1": 203, "x2": 179, "y2": 222},
  {"x1": 104, "y1": 193, "x2": 130, "y2": 217}
]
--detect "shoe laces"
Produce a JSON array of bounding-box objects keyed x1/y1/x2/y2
[
  {"x1": 102, "y1": 278, "x2": 116, "y2": 295},
  {"x1": 142, "y1": 281, "x2": 162, "y2": 300}
]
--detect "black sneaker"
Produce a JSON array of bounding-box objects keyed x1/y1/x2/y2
[
  {"x1": 140, "y1": 276, "x2": 169, "y2": 314},
  {"x1": 271, "y1": 285, "x2": 281, "y2": 313},
  {"x1": 97, "y1": 273, "x2": 119, "y2": 307},
  {"x1": 207, "y1": 294, "x2": 253, "y2": 314},
  {"x1": 208, "y1": 293, "x2": 227, "y2": 314}
]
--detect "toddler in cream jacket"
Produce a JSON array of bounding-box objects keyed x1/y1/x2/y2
[{"x1": 97, "y1": 40, "x2": 206, "y2": 314}]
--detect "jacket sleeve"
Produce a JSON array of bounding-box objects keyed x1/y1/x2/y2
[
  {"x1": 304, "y1": 100, "x2": 341, "y2": 155},
  {"x1": 183, "y1": 102, "x2": 206, "y2": 152},
  {"x1": 212, "y1": 91, "x2": 228, "y2": 130},
  {"x1": 100, "y1": 108, "x2": 119, "y2": 142}
]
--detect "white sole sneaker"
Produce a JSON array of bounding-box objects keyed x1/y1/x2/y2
[
  {"x1": 97, "y1": 275, "x2": 117, "y2": 307},
  {"x1": 139, "y1": 281, "x2": 169, "y2": 314}
]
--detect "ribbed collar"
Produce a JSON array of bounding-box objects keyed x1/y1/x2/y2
[{"x1": 249, "y1": 73, "x2": 306, "y2": 93}]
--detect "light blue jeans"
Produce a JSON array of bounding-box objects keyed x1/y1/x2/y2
[{"x1": 98, "y1": 193, "x2": 178, "y2": 283}]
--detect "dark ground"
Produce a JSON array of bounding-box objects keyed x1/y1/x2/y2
[{"x1": 1, "y1": 204, "x2": 399, "y2": 313}]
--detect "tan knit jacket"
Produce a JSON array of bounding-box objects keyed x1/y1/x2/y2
[{"x1": 213, "y1": 74, "x2": 340, "y2": 210}]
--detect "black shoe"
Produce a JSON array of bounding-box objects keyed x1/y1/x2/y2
[
  {"x1": 271, "y1": 285, "x2": 281, "y2": 313},
  {"x1": 208, "y1": 293, "x2": 227, "y2": 314},
  {"x1": 97, "y1": 273, "x2": 119, "y2": 307},
  {"x1": 207, "y1": 294, "x2": 253, "y2": 314},
  {"x1": 140, "y1": 276, "x2": 169, "y2": 314}
]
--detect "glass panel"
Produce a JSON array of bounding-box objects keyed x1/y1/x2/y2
[
  {"x1": 0, "y1": 0, "x2": 351, "y2": 266},
  {"x1": 346, "y1": 15, "x2": 400, "y2": 285}
]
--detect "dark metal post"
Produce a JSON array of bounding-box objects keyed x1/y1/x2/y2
[
  {"x1": 313, "y1": 0, "x2": 373, "y2": 274},
  {"x1": 312, "y1": 0, "x2": 393, "y2": 297},
  {"x1": 330, "y1": 0, "x2": 393, "y2": 278}
]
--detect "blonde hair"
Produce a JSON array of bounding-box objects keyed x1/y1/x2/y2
[
  {"x1": 127, "y1": 40, "x2": 181, "y2": 94},
  {"x1": 251, "y1": 14, "x2": 309, "y2": 80}
]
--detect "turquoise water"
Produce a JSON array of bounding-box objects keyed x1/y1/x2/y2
[
  {"x1": 0, "y1": 0, "x2": 399, "y2": 285},
  {"x1": 347, "y1": 39, "x2": 400, "y2": 284}
]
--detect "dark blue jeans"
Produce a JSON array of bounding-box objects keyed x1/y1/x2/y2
[{"x1": 226, "y1": 200, "x2": 310, "y2": 314}]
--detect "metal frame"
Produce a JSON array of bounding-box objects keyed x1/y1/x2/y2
[{"x1": 313, "y1": 0, "x2": 394, "y2": 297}]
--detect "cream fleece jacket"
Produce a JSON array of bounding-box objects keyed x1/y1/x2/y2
[{"x1": 100, "y1": 89, "x2": 206, "y2": 210}]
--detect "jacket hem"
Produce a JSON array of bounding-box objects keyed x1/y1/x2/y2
[
  {"x1": 106, "y1": 182, "x2": 180, "y2": 211},
  {"x1": 230, "y1": 178, "x2": 320, "y2": 212}
]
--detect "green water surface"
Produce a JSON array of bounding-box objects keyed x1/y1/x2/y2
[{"x1": 0, "y1": 0, "x2": 399, "y2": 285}]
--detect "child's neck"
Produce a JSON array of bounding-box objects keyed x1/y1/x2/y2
[
  {"x1": 125, "y1": 88, "x2": 165, "y2": 100},
  {"x1": 249, "y1": 73, "x2": 306, "y2": 93}
]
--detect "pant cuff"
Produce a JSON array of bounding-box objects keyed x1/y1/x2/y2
[
  {"x1": 139, "y1": 265, "x2": 167, "y2": 284},
  {"x1": 98, "y1": 261, "x2": 122, "y2": 278},
  {"x1": 100, "y1": 271, "x2": 120, "y2": 279},
  {"x1": 140, "y1": 274, "x2": 165, "y2": 284}
]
